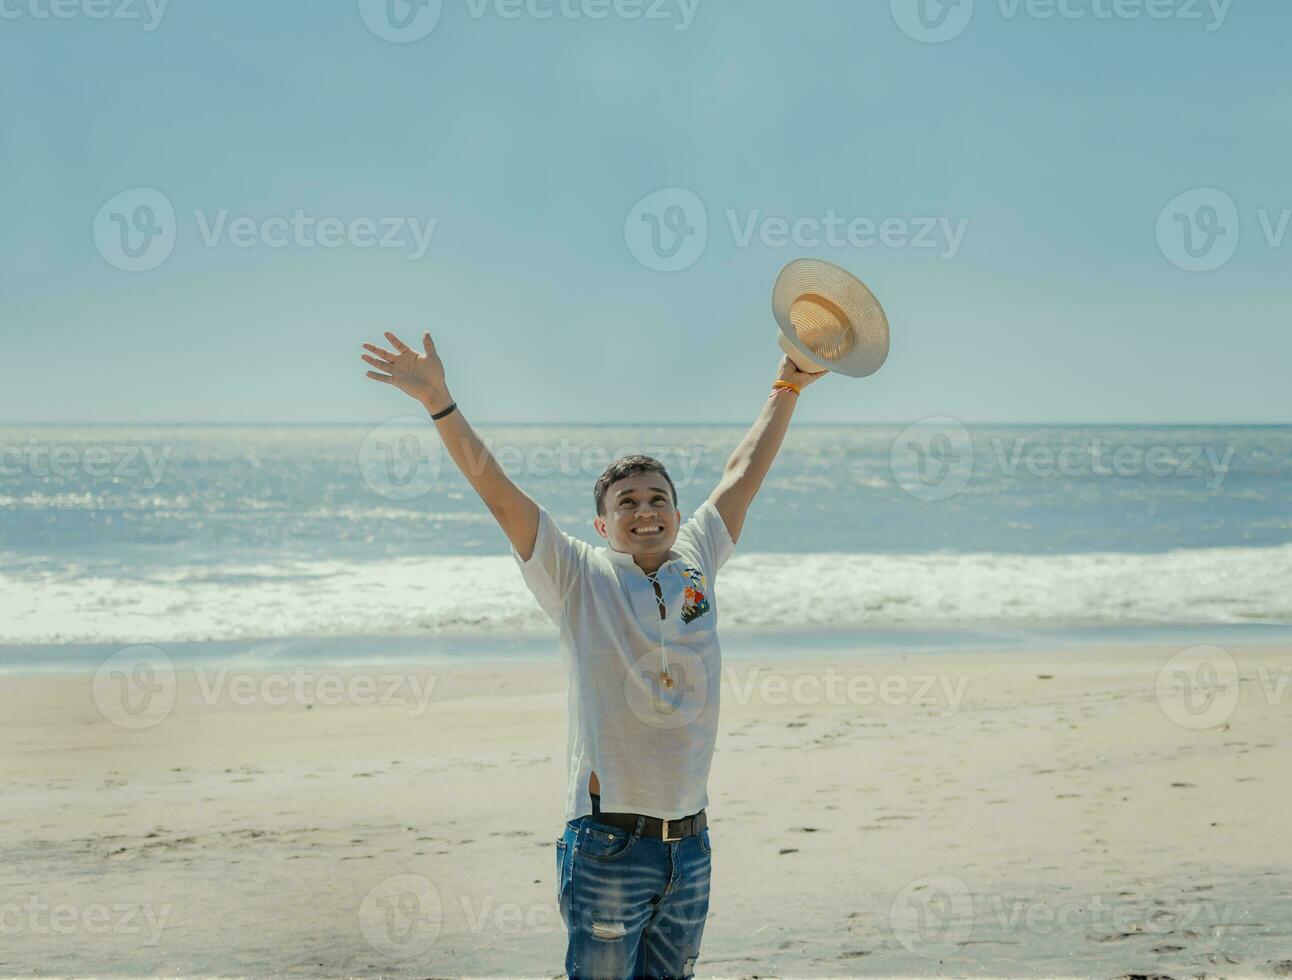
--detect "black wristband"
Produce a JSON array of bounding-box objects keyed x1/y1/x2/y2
[{"x1": 429, "y1": 401, "x2": 457, "y2": 421}]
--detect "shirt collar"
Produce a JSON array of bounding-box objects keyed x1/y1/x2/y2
[{"x1": 602, "y1": 545, "x2": 680, "y2": 577}]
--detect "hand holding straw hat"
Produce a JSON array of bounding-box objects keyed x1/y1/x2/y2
[{"x1": 772, "y1": 258, "x2": 890, "y2": 378}]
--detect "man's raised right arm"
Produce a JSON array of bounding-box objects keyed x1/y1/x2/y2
[{"x1": 361, "y1": 330, "x2": 540, "y2": 561}]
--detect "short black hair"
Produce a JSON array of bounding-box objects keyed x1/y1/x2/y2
[{"x1": 594, "y1": 455, "x2": 678, "y2": 517}]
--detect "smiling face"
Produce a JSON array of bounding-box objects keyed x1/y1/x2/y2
[{"x1": 594, "y1": 472, "x2": 681, "y2": 566}]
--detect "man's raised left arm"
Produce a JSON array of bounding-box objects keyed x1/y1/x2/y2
[{"x1": 708, "y1": 356, "x2": 826, "y2": 544}]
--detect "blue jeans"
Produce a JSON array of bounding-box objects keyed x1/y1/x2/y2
[{"x1": 555, "y1": 814, "x2": 712, "y2": 980}]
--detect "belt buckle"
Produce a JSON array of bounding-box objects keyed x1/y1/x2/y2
[{"x1": 661, "y1": 818, "x2": 682, "y2": 842}]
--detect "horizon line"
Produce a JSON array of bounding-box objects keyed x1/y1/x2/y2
[{"x1": 1, "y1": 420, "x2": 1291, "y2": 428}]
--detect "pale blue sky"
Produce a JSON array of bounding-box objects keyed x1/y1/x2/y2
[{"x1": 2, "y1": 0, "x2": 1288, "y2": 423}]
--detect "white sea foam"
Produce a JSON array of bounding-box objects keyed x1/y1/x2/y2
[{"x1": 3, "y1": 545, "x2": 1289, "y2": 646}]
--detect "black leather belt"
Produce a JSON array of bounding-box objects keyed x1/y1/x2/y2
[{"x1": 590, "y1": 792, "x2": 707, "y2": 842}]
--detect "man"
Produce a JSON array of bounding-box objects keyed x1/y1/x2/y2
[{"x1": 361, "y1": 329, "x2": 823, "y2": 979}]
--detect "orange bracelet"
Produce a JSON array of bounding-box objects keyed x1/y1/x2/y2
[{"x1": 771, "y1": 380, "x2": 802, "y2": 396}]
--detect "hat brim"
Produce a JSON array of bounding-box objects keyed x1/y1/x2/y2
[{"x1": 772, "y1": 258, "x2": 890, "y2": 378}]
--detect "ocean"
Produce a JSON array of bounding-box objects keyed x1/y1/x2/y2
[{"x1": 2, "y1": 423, "x2": 1290, "y2": 670}]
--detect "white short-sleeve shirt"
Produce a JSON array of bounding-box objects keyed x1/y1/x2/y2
[{"x1": 511, "y1": 499, "x2": 737, "y2": 821}]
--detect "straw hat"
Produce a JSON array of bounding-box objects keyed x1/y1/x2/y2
[{"x1": 772, "y1": 258, "x2": 890, "y2": 378}]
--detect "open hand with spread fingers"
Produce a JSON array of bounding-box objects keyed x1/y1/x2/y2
[{"x1": 361, "y1": 331, "x2": 451, "y2": 410}]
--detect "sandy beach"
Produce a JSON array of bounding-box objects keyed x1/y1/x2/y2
[{"x1": 2, "y1": 642, "x2": 1290, "y2": 978}]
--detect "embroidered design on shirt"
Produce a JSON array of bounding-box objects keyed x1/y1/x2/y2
[{"x1": 679, "y1": 567, "x2": 710, "y2": 624}]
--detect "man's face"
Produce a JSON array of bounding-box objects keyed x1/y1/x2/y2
[{"x1": 594, "y1": 473, "x2": 680, "y2": 558}]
